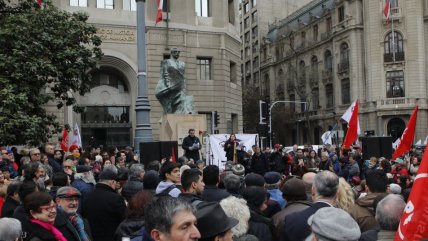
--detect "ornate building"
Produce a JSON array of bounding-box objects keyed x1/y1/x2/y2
[
  {"x1": 51, "y1": 0, "x2": 242, "y2": 147},
  {"x1": 260, "y1": 0, "x2": 428, "y2": 145}
]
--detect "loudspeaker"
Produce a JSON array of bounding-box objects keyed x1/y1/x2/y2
[
  {"x1": 361, "y1": 136, "x2": 393, "y2": 160},
  {"x1": 139, "y1": 141, "x2": 179, "y2": 167},
  {"x1": 140, "y1": 142, "x2": 160, "y2": 167}
]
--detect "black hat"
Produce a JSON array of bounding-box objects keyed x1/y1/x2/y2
[
  {"x1": 98, "y1": 169, "x2": 119, "y2": 181},
  {"x1": 76, "y1": 165, "x2": 92, "y2": 173},
  {"x1": 264, "y1": 172, "x2": 281, "y2": 184},
  {"x1": 196, "y1": 202, "x2": 238, "y2": 239}
]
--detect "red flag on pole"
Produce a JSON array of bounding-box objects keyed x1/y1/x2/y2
[
  {"x1": 392, "y1": 105, "x2": 418, "y2": 160},
  {"x1": 156, "y1": 0, "x2": 164, "y2": 25},
  {"x1": 342, "y1": 100, "x2": 359, "y2": 149},
  {"x1": 384, "y1": 0, "x2": 391, "y2": 20},
  {"x1": 59, "y1": 128, "x2": 69, "y2": 152},
  {"x1": 171, "y1": 146, "x2": 176, "y2": 163},
  {"x1": 394, "y1": 141, "x2": 428, "y2": 241}
]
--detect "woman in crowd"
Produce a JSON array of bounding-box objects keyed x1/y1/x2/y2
[
  {"x1": 307, "y1": 150, "x2": 320, "y2": 171},
  {"x1": 335, "y1": 177, "x2": 355, "y2": 212},
  {"x1": 408, "y1": 156, "x2": 420, "y2": 176},
  {"x1": 23, "y1": 191, "x2": 67, "y2": 241}
]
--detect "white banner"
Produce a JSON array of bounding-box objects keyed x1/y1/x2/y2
[{"x1": 206, "y1": 134, "x2": 258, "y2": 170}]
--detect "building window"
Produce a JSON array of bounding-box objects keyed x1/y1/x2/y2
[
  {"x1": 301, "y1": 97, "x2": 306, "y2": 112},
  {"x1": 252, "y1": 11, "x2": 257, "y2": 23},
  {"x1": 91, "y1": 71, "x2": 129, "y2": 93},
  {"x1": 324, "y1": 50, "x2": 332, "y2": 71},
  {"x1": 262, "y1": 74, "x2": 270, "y2": 98},
  {"x1": 97, "y1": 0, "x2": 113, "y2": 9},
  {"x1": 252, "y1": 26, "x2": 258, "y2": 38},
  {"x1": 228, "y1": 0, "x2": 235, "y2": 24},
  {"x1": 252, "y1": 41, "x2": 258, "y2": 53},
  {"x1": 312, "y1": 88, "x2": 319, "y2": 110},
  {"x1": 252, "y1": 0, "x2": 257, "y2": 7},
  {"x1": 230, "y1": 61, "x2": 237, "y2": 83},
  {"x1": 82, "y1": 106, "x2": 130, "y2": 124},
  {"x1": 244, "y1": 31, "x2": 250, "y2": 42},
  {"x1": 339, "y1": 42, "x2": 349, "y2": 72},
  {"x1": 253, "y1": 56, "x2": 259, "y2": 68},
  {"x1": 123, "y1": 0, "x2": 136, "y2": 11},
  {"x1": 244, "y1": 2, "x2": 249, "y2": 13},
  {"x1": 70, "y1": 0, "x2": 87, "y2": 7},
  {"x1": 326, "y1": 17, "x2": 332, "y2": 33},
  {"x1": 341, "y1": 78, "x2": 350, "y2": 104},
  {"x1": 245, "y1": 47, "x2": 250, "y2": 57},
  {"x1": 313, "y1": 24, "x2": 318, "y2": 41},
  {"x1": 338, "y1": 6, "x2": 345, "y2": 22},
  {"x1": 196, "y1": 0, "x2": 210, "y2": 17},
  {"x1": 289, "y1": 94, "x2": 295, "y2": 111},
  {"x1": 311, "y1": 56, "x2": 318, "y2": 82},
  {"x1": 389, "y1": 0, "x2": 399, "y2": 8},
  {"x1": 244, "y1": 17, "x2": 250, "y2": 29},
  {"x1": 299, "y1": 60, "x2": 306, "y2": 82},
  {"x1": 386, "y1": 70, "x2": 405, "y2": 98},
  {"x1": 384, "y1": 31, "x2": 405, "y2": 62},
  {"x1": 197, "y1": 58, "x2": 212, "y2": 80},
  {"x1": 325, "y1": 84, "x2": 334, "y2": 108}
]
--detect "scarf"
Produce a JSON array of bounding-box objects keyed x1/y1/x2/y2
[
  {"x1": 31, "y1": 219, "x2": 67, "y2": 241},
  {"x1": 69, "y1": 213, "x2": 91, "y2": 241}
]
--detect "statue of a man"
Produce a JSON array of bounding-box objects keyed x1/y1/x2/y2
[{"x1": 155, "y1": 48, "x2": 195, "y2": 114}]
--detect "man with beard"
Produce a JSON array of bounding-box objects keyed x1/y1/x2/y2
[
  {"x1": 72, "y1": 165, "x2": 96, "y2": 202},
  {"x1": 55, "y1": 186, "x2": 92, "y2": 241},
  {"x1": 179, "y1": 168, "x2": 205, "y2": 209}
]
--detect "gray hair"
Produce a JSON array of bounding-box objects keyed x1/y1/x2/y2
[
  {"x1": 223, "y1": 174, "x2": 242, "y2": 193},
  {"x1": 0, "y1": 217, "x2": 22, "y2": 241},
  {"x1": 129, "y1": 164, "x2": 145, "y2": 179},
  {"x1": 103, "y1": 164, "x2": 118, "y2": 174},
  {"x1": 313, "y1": 171, "x2": 339, "y2": 198},
  {"x1": 376, "y1": 194, "x2": 406, "y2": 230},
  {"x1": 220, "y1": 196, "x2": 250, "y2": 237},
  {"x1": 145, "y1": 196, "x2": 194, "y2": 235}
]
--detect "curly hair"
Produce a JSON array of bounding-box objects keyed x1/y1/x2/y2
[
  {"x1": 220, "y1": 196, "x2": 250, "y2": 237},
  {"x1": 335, "y1": 177, "x2": 355, "y2": 212}
]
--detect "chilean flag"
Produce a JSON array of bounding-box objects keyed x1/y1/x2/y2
[
  {"x1": 392, "y1": 105, "x2": 418, "y2": 160},
  {"x1": 384, "y1": 0, "x2": 391, "y2": 20},
  {"x1": 342, "y1": 100, "x2": 359, "y2": 149},
  {"x1": 394, "y1": 135, "x2": 428, "y2": 240}
]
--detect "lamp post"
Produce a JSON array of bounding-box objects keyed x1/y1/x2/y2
[
  {"x1": 268, "y1": 100, "x2": 307, "y2": 148},
  {"x1": 134, "y1": 0, "x2": 153, "y2": 153}
]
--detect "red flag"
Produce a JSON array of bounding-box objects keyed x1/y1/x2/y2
[
  {"x1": 342, "y1": 100, "x2": 359, "y2": 149},
  {"x1": 59, "y1": 128, "x2": 69, "y2": 152},
  {"x1": 171, "y1": 146, "x2": 176, "y2": 163},
  {"x1": 394, "y1": 141, "x2": 428, "y2": 240},
  {"x1": 384, "y1": 0, "x2": 391, "y2": 19},
  {"x1": 392, "y1": 105, "x2": 418, "y2": 160},
  {"x1": 156, "y1": 0, "x2": 164, "y2": 25}
]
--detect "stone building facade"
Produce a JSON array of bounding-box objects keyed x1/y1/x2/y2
[
  {"x1": 51, "y1": 0, "x2": 242, "y2": 147},
  {"x1": 260, "y1": 0, "x2": 428, "y2": 145}
]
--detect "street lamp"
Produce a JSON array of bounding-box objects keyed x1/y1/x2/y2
[{"x1": 268, "y1": 100, "x2": 307, "y2": 148}]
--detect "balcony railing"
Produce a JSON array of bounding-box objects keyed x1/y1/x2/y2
[
  {"x1": 384, "y1": 52, "x2": 405, "y2": 62},
  {"x1": 337, "y1": 61, "x2": 349, "y2": 73}
]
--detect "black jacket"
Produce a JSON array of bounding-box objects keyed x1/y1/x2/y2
[
  {"x1": 82, "y1": 183, "x2": 126, "y2": 241},
  {"x1": 24, "y1": 221, "x2": 57, "y2": 241},
  {"x1": 224, "y1": 139, "x2": 237, "y2": 162},
  {"x1": 1, "y1": 196, "x2": 19, "y2": 218},
  {"x1": 201, "y1": 185, "x2": 230, "y2": 202},
  {"x1": 247, "y1": 208, "x2": 274, "y2": 241},
  {"x1": 122, "y1": 178, "x2": 144, "y2": 202},
  {"x1": 55, "y1": 208, "x2": 92, "y2": 241},
  {"x1": 250, "y1": 153, "x2": 269, "y2": 176},
  {"x1": 179, "y1": 192, "x2": 205, "y2": 208},
  {"x1": 115, "y1": 217, "x2": 145, "y2": 241},
  {"x1": 182, "y1": 135, "x2": 201, "y2": 161}
]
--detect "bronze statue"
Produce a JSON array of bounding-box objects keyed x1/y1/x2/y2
[{"x1": 155, "y1": 48, "x2": 195, "y2": 114}]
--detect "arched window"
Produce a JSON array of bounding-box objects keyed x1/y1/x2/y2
[
  {"x1": 311, "y1": 56, "x2": 318, "y2": 75},
  {"x1": 299, "y1": 60, "x2": 306, "y2": 81},
  {"x1": 324, "y1": 50, "x2": 332, "y2": 71},
  {"x1": 384, "y1": 31, "x2": 404, "y2": 62},
  {"x1": 91, "y1": 70, "x2": 129, "y2": 93}
]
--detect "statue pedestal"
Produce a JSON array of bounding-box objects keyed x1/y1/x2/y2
[{"x1": 159, "y1": 114, "x2": 207, "y2": 158}]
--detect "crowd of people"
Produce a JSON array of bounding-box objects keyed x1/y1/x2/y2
[{"x1": 0, "y1": 139, "x2": 425, "y2": 241}]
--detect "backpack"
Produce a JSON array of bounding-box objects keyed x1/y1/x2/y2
[{"x1": 155, "y1": 184, "x2": 177, "y2": 197}]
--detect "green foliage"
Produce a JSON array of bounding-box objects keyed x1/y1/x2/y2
[{"x1": 0, "y1": 0, "x2": 102, "y2": 145}]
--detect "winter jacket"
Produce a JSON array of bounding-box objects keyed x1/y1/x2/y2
[
  {"x1": 115, "y1": 217, "x2": 145, "y2": 241},
  {"x1": 182, "y1": 135, "x2": 201, "y2": 161},
  {"x1": 247, "y1": 208, "x2": 274, "y2": 241},
  {"x1": 24, "y1": 221, "x2": 57, "y2": 241},
  {"x1": 1, "y1": 196, "x2": 19, "y2": 218},
  {"x1": 55, "y1": 208, "x2": 92, "y2": 241},
  {"x1": 178, "y1": 193, "x2": 205, "y2": 208},
  {"x1": 72, "y1": 178, "x2": 95, "y2": 201},
  {"x1": 348, "y1": 193, "x2": 385, "y2": 232},
  {"x1": 201, "y1": 185, "x2": 230, "y2": 202},
  {"x1": 155, "y1": 181, "x2": 181, "y2": 197},
  {"x1": 250, "y1": 153, "x2": 269, "y2": 176},
  {"x1": 271, "y1": 200, "x2": 311, "y2": 240}
]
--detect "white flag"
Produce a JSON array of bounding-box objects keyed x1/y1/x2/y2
[
  {"x1": 415, "y1": 139, "x2": 422, "y2": 146},
  {"x1": 341, "y1": 100, "x2": 361, "y2": 135},
  {"x1": 71, "y1": 123, "x2": 82, "y2": 148},
  {"x1": 321, "y1": 131, "x2": 332, "y2": 145},
  {"x1": 392, "y1": 138, "x2": 401, "y2": 149}
]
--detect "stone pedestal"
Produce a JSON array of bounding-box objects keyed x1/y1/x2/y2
[{"x1": 159, "y1": 114, "x2": 207, "y2": 158}]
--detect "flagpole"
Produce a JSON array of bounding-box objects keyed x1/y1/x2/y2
[
  {"x1": 390, "y1": 2, "x2": 395, "y2": 62},
  {"x1": 165, "y1": 7, "x2": 170, "y2": 50}
]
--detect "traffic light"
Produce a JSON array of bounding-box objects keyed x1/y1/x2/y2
[{"x1": 214, "y1": 111, "x2": 220, "y2": 127}]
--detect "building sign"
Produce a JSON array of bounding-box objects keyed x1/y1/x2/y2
[{"x1": 97, "y1": 27, "x2": 136, "y2": 43}]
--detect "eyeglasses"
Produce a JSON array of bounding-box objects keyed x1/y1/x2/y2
[{"x1": 39, "y1": 204, "x2": 56, "y2": 212}]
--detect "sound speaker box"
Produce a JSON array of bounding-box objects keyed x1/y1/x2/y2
[
  {"x1": 139, "y1": 141, "x2": 179, "y2": 167},
  {"x1": 361, "y1": 136, "x2": 393, "y2": 160}
]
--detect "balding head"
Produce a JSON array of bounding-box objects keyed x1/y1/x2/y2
[
  {"x1": 376, "y1": 194, "x2": 406, "y2": 231},
  {"x1": 303, "y1": 172, "x2": 316, "y2": 193},
  {"x1": 312, "y1": 171, "x2": 339, "y2": 200}
]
